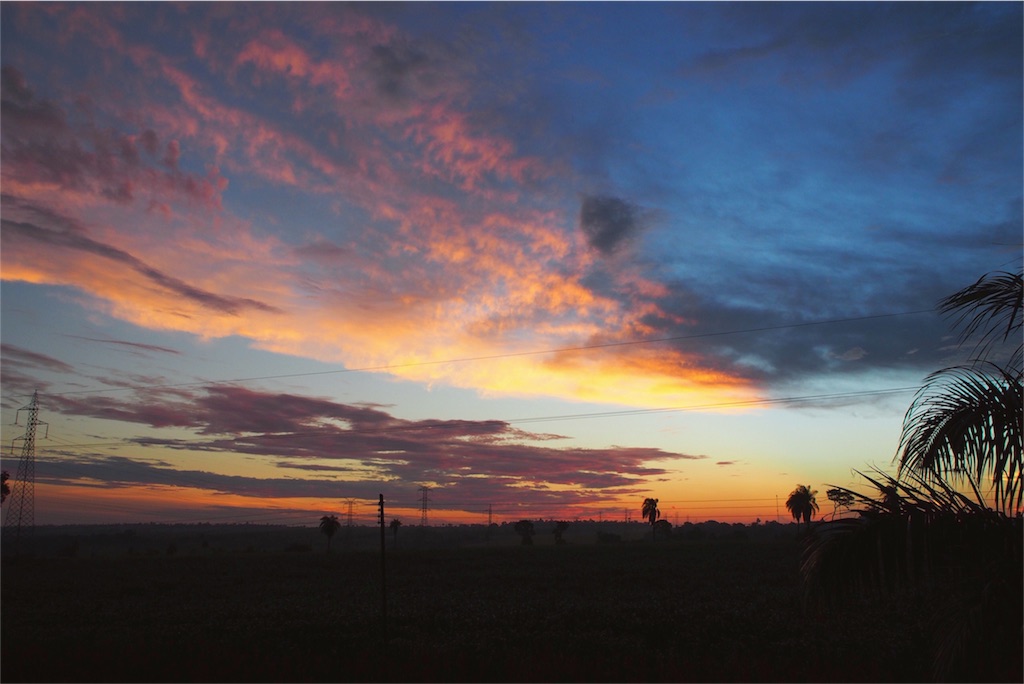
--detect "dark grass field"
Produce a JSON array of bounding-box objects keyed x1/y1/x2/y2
[{"x1": 2, "y1": 537, "x2": 937, "y2": 682}]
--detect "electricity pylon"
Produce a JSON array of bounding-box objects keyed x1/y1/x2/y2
[
  {"x1": 418, "y1": 486, "x2": 431, "y2": 526},
  {"x1": 3, "y1": 391, "x2": 48, "y2": 556}
]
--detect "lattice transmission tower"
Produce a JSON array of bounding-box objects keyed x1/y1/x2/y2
[
  {"x1": 3, "y1": 391, "x2": 48, "y2": 555},
  {"x1": 418, "y1": 486, "x2": 431, "y2": 526}
]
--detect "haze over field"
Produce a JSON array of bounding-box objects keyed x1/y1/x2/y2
[{"x1": 1, "y1": 2, "x2": 1020, "y2": 526}]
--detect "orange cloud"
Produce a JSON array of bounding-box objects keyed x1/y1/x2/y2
[{"x1": 2, "y1": 5, "x2": 762, "y2": 413}]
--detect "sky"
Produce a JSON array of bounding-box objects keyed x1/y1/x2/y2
[{"x1": 1, "y1": 2, "x2": 1021, "y2": 527}]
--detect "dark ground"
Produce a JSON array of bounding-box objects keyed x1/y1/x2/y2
[{"x1": 1, "y1": 527, "x2": 939, "y2": 683}]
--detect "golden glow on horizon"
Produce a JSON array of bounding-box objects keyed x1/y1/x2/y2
[{"x1": 32, "y1": 478, "x2": 794, "y2": 527}]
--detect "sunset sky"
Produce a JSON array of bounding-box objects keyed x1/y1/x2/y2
[{"x1": 2, "y1": 2, "x2": 1021, "y2": 527}]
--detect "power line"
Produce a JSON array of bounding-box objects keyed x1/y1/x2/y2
[{"x1": 34, "y1": 308, "x2": 933, "y2": 398}]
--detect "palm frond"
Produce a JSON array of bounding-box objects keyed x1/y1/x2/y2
[
  {"x1": 803, "y1": 469, "x2": 984, "y2": 604},
  {"x1": 939, "y1": 270, "x2": 1023, "y2": 363},
  {"x1": 805, "y1": 271, "x2": 1024, "y2": 682},
  {"x1": 801, "y1": 468, "x2": 1022, "y2": 682},
  {"x1": 897, "y1": 363, "x2": 1023, "y2": 513}
]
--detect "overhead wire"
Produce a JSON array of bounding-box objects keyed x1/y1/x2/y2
[
  {"x1": 21, "y1": 308, "x2": 934, "y2": 398},
  {"x1": 9, "y1": 308, "x2": 932, "y2": 525}
]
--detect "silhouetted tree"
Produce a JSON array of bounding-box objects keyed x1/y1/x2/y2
[
  {"x1": 785, "y1": 485, "x2": 818, "y2": 530},
  {"x1": 897, "y1": 270, "x2": 1022, "y2": 514},
  {"x1": 553, "y1": 520, "x2": 569, "y2": 545},
  {"x1": 642, "y1": 497, "x2": 660, "y2": 540},
  {"x1": 1, "y1": 470, "x2": 9, "y2": 504},
  {"x1": 826, "y1": 487, "x2": 854, "y2": 520},
  {"x1": 653, "y1": 519, "x2": 672, "y2": 539},
  {"x1": 803, "y1": 271, "x2": 1023, "y2": 682},
  {"x1": 803, "y1": 469, "x2": 1022, "y2": 682},
  {"x1": 389, "y1": 518, "x2": 401, "y2": 548},
  {"x1": 514, "y1": 519, "x2": 535, "y2": 546},
  {"x1": 319, "y1": 514, "x2": 341, "y2": 552}
]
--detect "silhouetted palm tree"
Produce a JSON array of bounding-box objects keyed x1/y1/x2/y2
[
  {"x1": 319, "y1": 514, "x2": 341, "y2": 552},
  {"x1": 802, "y1": 469, "x2": 1022, "y2": 682},
  {"x1": 514, "y1": 519, "x2": 535, "y2": 546},
  {"x1": 642, "y1": 497, "x2": 660, "y2": 540},
  {"x1": 785, "y1": 485, "x2": 818, "y2": 530},
  {"x1": 936, "y1": 269, "x2": 1022, "y2": 365},
  {"x1": 389, "y1": 518, "x2": 401, "y2": 549},
  {"x1": 897, "y1": 270, "x2": 1022, "y2": 514},
  {"x1": 802, "y1": 271, "x2": 1024, "y2": 681}
]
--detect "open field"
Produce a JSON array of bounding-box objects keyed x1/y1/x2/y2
[{"x1": 1, "y1": 526, "x2": 940, "y2": 682}]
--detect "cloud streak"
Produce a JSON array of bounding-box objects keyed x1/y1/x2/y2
[
  {"x1": 2, "y1": 214, "x2": 279, "y2": 317},
  {"x1": 38, "y1": 385, "x2": 703, "y2": 510}
]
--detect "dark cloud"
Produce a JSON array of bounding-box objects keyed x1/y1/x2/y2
[
  {"x1": 631, "y1": 278, "x2": 953, "y2": 387},
  {"x1": 195, "y1": 385, "x2": 397, "y2": 435},
  {"x1": 0, "y1": 368, "x2": 52, "y2": 404},
  {"x1": 579, "y1": 194, "x2": 645, "y2": 256},
  {"x1": 61, "y1": 335, "x2": 181, "y2": 356},
  {"x1": 33, "y1": 451, "x2": 648, "y2": 514},
  {"x1": 293, "y1": 240, "x2": 353, "y2": 265},
  {"x1": 682, "y1": 3, "x2": 1022, "y2": 92},
  {"x1": 368, "y1": 43, "x2": 430, "y2": 99},
  {"x1": 140, "y1": 129, "x2": 159, "y2": 157},
  {"x1": 0, "y1": 344, "x2": 76, "y2": 403},
  {"x1": 49, "y1": 394, "x2": 200, "y2": 430},
  {"x1": 42, "y1": 385, "x2": 703, "y2": 504},
  {"x1": 162, "y1": 140, "x2": 180, "y2": 170},
  {"x1": 0, "y1": 67, "x2": 227, "y2": 209},
  {"x1": 0, "y1": 65, "x2": 66, "y2": 132},
  {"x1": 1, "y1": 344, "x2": 76, "y2": 374},
  {"x1": 36, "y1": 454, "x2": 355, "y2": 500}
]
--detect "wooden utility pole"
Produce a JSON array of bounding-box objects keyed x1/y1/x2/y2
[{"x1": 378, "y1": 494, "x2": 387, "y2": 642}]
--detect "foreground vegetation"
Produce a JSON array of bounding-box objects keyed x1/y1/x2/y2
[
  {"x1": 801, "y1": 270, "x2": 1022, "y2": 683},
  {"x1": 3, "y1": 531, "x2": 941, "y2": 683}
]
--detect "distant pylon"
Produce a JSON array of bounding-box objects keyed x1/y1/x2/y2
[
  {"x1": 3, "y1": 391, "x2": 48, "y2": 555},
  {"x1": 343, "y1": 498, "x2": 357, "y2": 541},
  {"x1": 418, "y1": 486, "x2": 431, "y2": 526}
]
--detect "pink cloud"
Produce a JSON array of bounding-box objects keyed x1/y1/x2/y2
[
  {"x1": 1, "y1": 5, "x2": 763, "y2": 411},
  {"x1": 235, "y1": 29, "x2": 352, "y2": 99},
  {"x1": 0, "y1": 67, "x2": 228, "y2": 211},
  {"x1": 3, "y1": 209, "x2": 278, "y2": 317}
]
